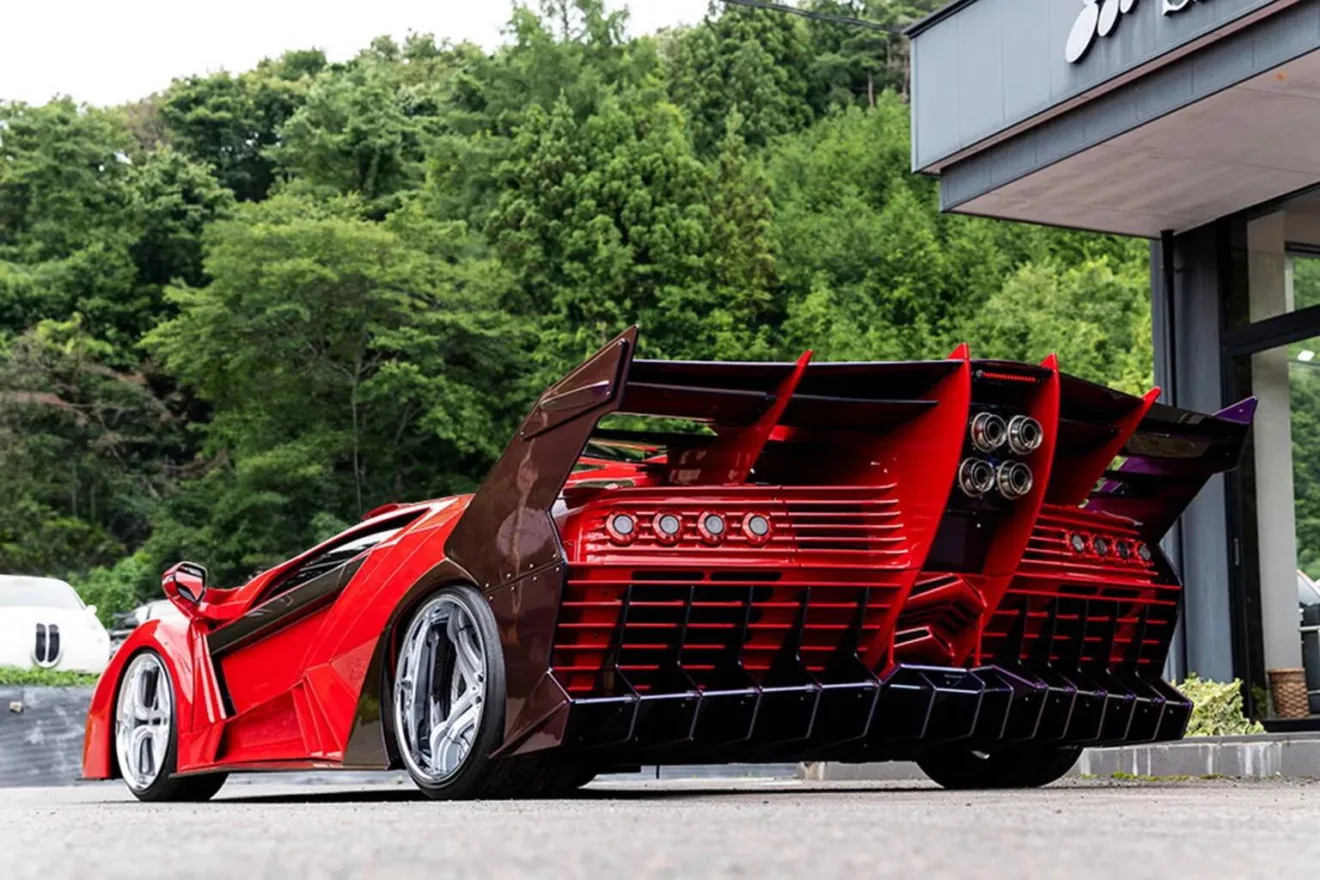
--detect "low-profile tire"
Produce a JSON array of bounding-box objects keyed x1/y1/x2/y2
[
  {"x1": 391, "y1": 584, "x2": 509, "y2": 800},
  {"x1": 540, "y1": 764, "x2": 597, "y2": 797},
  {"x1": 917, "y1": 744, "x2": 1082, "y2": 790},
  {"x1": 518, "y1": 757, "x2": 596, "y2": 798},
  {"x1": 114, "y1": 650, "x2": 228, "y2": 802}
]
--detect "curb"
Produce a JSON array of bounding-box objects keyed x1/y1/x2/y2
[{"x1": 800, "y1": 733, "x2": 1320, "y2": 782}]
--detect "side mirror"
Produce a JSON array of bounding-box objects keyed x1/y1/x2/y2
[
  {"x1": 162, "y1": 561, "x2": 209, "y2": 607},
  {"x1": 87, "y1": 605, "x2": 98, "y2": 616}
]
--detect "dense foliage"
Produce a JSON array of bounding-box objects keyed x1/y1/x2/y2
[{"x1": 0, "y1": 1, "x2": 1156, "y2": 620}]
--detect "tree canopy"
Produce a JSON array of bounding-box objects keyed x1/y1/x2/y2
[{"x1": 0, "y1": 0, "x2": 1167, "y2": 618}]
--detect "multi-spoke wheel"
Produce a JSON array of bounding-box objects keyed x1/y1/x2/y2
[
  {"x1": 391, "y1": 584, "x2": 510, "y2": 799},
  {"x1": 917, "y1": 744, "x2": 1082, "y2": 790},
  {"x1": 113, "y1": 651, "x2": 226, "y2": 802}
]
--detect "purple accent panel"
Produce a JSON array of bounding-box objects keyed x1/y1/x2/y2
[{"x1": 1214, "y1": 397, "x2": 1258, "y2": 425}]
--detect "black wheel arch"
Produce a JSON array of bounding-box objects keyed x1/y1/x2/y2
[{"x1": 341, "y1": 558, "x2": 480, "y2": 769}]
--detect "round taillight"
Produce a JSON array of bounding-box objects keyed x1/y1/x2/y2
[
  {"x1": 743, "y1": 513, "x2": 773, "y2": 544},
  {"x1": 606, "y1": 512, "x2": 637, "y2": 545},
  {"x1": 698, "y1": 512, "x2": 727, "y2": 544},
  {"x1": 1070, "y1": 533, "x2": 1087, "y2": 554},
  {"x1": 653, "y1": 512, "x2": 683, "y2": 544},
  {"x1": 1093, "y1": 536, "x2": 1111, "y2": 557},
  {"x1": 1117, "y1": 541, "x2": 1132, "y2": 561},
  {"x1": 1137, "y1": 542, "x2": 1152, "y2": 563}
]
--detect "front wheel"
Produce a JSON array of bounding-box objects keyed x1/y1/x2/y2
[
  {"x1": 114, "y1": 650, "x2": 227, "y2": 802},
  {"x1": 917, "y1": 745, "x2": 1082, "y2": 790}
]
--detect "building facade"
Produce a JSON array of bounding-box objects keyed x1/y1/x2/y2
[{"x1": 908, "y1": 0, "x2": 1320, "y2": 723}]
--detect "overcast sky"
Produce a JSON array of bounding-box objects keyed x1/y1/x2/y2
[{"x1": 3, "y1": 0, "x2": 714, "y2": 107}]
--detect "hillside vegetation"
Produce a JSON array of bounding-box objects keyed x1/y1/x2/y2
[{"x1": 0, "y1": 1, "x2": 1152, "y2": 618}]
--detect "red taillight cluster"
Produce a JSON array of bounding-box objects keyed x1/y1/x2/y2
[
  {"x1": 604, "y1": 510, "x2": 774, "y2": 546},
  {"x1": 1068, "y1": 531, "x2": 1152, "y2": 564},
  {"x1": 605, "y1": 512, "x2": 639, "y2": 544}
]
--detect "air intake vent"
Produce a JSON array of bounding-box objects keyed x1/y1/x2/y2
[{"x1": 33, "y1": 623, "x2": 61, "y2": 668}]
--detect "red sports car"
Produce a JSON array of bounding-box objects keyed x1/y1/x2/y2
[{"x1": 83, "y1": 327, "x2": 1254, "y2": 800}]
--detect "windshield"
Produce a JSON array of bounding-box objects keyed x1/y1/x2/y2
[{"x1": 0, "y1": 576, "x2": 84, "y2": 609}]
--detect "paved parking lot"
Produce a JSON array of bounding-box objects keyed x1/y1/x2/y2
[{"x1": 2, "y1": 776, "x2": 1317, "y2": 879}]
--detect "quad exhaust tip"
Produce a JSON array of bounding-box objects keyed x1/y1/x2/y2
[
  {"x1": 1007, "y1": 415, "x2": 1044, "y2": 455},
  {"x1": 958, "y1": 457, "x2": 996, "y2": 497},
  {"x1": 969, "y1": 412, "x2": 1007, "y2": 453},
  {"x1": 996, "y1": 461, "x2": 1034, "y2": 499}
]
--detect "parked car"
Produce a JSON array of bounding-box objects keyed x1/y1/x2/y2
[
  {"x1": 1299, "y1": 571, "x2": 1320, "y2": 714},
  {"x1": 0, "y1": 575, "x2": 111, "y2": 675},
  {"x1": 108, "y1": 600, "x2": 179, "y2": 654}
]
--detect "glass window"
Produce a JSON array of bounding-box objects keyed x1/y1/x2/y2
[
  {"x1": 1225, "y1": 208, "x2": 1320, "y2": 328},
  {"x1": 0, "y1": 576, "x2": 84, "y2": 609},
  {"x1": 258, "y1": 512, "x2": 423, "y2": 602},
  {"x1": 1233, "y1": 328, "x2": 1320, "y2": 717}
]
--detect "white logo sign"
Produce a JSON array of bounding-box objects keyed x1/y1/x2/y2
[{"x1": 1066, "y1": 0, "x2": 1206, "y2": 64}]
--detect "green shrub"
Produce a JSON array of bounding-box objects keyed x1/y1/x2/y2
[
  {"x1": 75, "y1": 549, "x2": 158, "y2": 625},
  {"x1": 0, "y1": 666, "x2": 101, "y2": 687},
  {"x1": 1181, "y1": 673, "x2": 1265, "y2": 736}
]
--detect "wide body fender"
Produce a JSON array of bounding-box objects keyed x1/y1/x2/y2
[{"x1": 81, "y1": 617, "x2": 209, "y2": 779}]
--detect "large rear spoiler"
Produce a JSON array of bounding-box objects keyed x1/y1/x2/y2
[
  {"x1": 445, "y1": 326, "x2": 1254, "y2": 586},
  {"x1": 1085, "y1": 395, "x2": 1256, "y2": 536}
]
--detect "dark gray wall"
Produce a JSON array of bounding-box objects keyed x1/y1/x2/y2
[
  {"x1": 0, "y1": 687, "x2": 93, "y2": 788},
  {"x1": 910, "y1": 0, "x2": 1285, "y2": 172},
  {"x1": 937, "y1": 1, "x2": 1320, "y2": 215}
]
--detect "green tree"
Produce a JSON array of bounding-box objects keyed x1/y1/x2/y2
[
  {"x1": 665, "y1": 2, "x2": 814, "y2": 155},
  {"x1": 157, "y1": 50, "x2": 326, "y2": 202},
  {"x1": 966, "y1": 256, "x2": 1154, "y2": 395},
  {"x1": 0, "y1": 318, "x2": 179, "y2": 578},
  {"x1": 801, "y1": 1, "x2": 945, "y2": 109},
  {"x1": 489, "y1": 91, "x2": 780, "y2": 368},
  {"x1": 143, "y1": 193, "x2": 523, "y2": 582}
]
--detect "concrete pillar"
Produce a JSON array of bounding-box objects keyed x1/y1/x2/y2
[
  {"x1": 1246, "y1": 213, "x2": 1305, "y2": 675},
  {"x1": 1151, "y1": 239, "x2": 1186, "y2": 682},
  {"x1": 1152, "y1": 226, "x2": 1234, "y2": 683}
]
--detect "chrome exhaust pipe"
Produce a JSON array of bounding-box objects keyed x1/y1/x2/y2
[
  {"x1": 958, "y1": 457, "x2": 996, "y2": 497},
  {"x1": 996, "y1": 461, "x2": 1034, "y2": 500},
  {"x1": 1007, "y1": 415, "x2": 1043, "y2": 455},
  {"x1": 969, "y1": 412, "x2": 1007, "y2": 453}
]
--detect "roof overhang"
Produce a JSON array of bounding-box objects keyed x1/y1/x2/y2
[{"x1": 909, "y1": 0, "x2": 1320, "y2": 237}]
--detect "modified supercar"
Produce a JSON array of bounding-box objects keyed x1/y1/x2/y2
[{"x1": 83, "y1": 327, "x2": 1254, "y2": 800}]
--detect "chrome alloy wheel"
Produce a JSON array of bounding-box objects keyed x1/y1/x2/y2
[
  {"x1": 114, "y1": 653, "x2": 173, "y2": 792},
  {"x1": 393, "y1": 594, "x2": 487, "y2": 783}
]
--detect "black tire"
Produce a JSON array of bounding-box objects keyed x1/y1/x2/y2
[
  {"x1": 391, "y1": 584, "x2": 511, "y2": 800},
  {"x1": 114, "y1": 650, "x2": 228, "y2": 802},
  {"x1": 511, "y1": 756, "x2": 596, "y2": 798},
  {"x1": 536, "y1": 762, "x2": 597, "y2": 797},
  {"x1": 917, "y1": 744, "x2": 1082, "y2": 790}
]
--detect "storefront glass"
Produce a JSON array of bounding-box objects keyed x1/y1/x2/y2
[{"x1": 1228, "y1": 207, "x2": 1320, "y2": 718}]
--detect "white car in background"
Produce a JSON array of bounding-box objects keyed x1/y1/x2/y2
[
  {"x1": 0, "y1": 575, "x2": 111, "y2": 675},
  {"x1": 108, "y1": 599, "x2": 180, "y2": 654}
]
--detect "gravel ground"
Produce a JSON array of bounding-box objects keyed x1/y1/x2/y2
[{"x1": 2, "y1": 775, "x2": 1317, "y2": 879}]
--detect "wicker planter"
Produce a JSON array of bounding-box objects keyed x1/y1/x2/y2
[{"x1": 1267, "y1": 668, "x2": 1310, "y2": 719}]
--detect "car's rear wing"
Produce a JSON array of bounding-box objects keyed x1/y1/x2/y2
[
  {"x1": 445, "y1": 326, "x2": 1254, "y2": 588},
  {"x1": 1085, "y1": 396, "x2": 1256, "y2": 536}
]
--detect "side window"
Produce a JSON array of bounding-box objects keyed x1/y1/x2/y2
[{"x1": 259, "y1": 512, "x2": 424, "y2": 602}]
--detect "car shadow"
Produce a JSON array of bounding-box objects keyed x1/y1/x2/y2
[{"x1": 209, "y1": 781, "x2": 943, "y2": 805}]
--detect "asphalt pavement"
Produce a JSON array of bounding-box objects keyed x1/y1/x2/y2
[{"x1": 2, "y1": 775, "x2": 1316, "y2": 879}]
